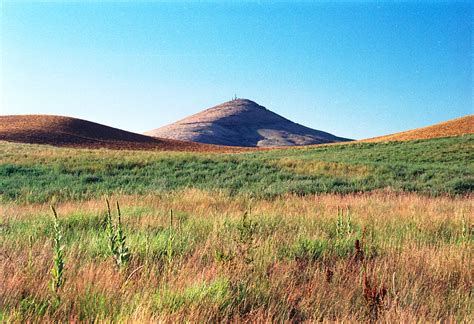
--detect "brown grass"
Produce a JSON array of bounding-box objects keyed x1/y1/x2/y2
[
  {"x1": 0, "y1": 115, "x2": 256, "y2": 152},
  {"x1": 1, "y1": 190, "x2": 472, "y2": 322},
  {"x1": 273, "y1": 158, "x2": 373, "y2": 177},
  {"x1": 363, "y1": 115, "x2": 474, "y2": 142},
  {"x1": 2, "y1": 114, "x2": 472, "y2": 153}
]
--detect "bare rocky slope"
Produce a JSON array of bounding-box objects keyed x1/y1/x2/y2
[{"x1": 145, "y1": 99, "x2": 351, "y2": 147}]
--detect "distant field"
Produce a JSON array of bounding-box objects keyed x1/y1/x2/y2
[{"x1": 1, "y1": 135, "x2": 473, "y2": 203}]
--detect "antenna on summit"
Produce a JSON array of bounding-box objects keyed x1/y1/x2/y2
[{"x1": 233, "y1": 94, "x2": 238, "y2": 101}]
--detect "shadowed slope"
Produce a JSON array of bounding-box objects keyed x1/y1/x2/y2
[
  {"x1": 145, "y1": 99, "x2": 351, "y2": 147},
  {"x1": 0, "y1": 115, "x2": 247, "y2": 152},
  {"x1": 364, "y1": 115, "x2": 474, "y2": 142}
]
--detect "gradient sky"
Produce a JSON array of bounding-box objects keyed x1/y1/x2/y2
[{"x1": 1, "y1": 1, "x2": 472, "y2": 139}]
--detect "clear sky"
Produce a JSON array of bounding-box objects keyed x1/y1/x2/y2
[{"x1": 1, "y1": 1, "x2": 472, "y2": 139}]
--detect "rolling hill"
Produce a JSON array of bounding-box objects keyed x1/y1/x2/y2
[
  {"x1": 0, "y1": 115, "x2": 243, "y2": 152},
  {"x1": 364, "y1": 115, "x2": 473, "y2": 142},
  {"x1": 145, "y1": 99, "x2": 351, "y2": 147},
  {"x1": 2, "y1": 112, "x2": 471, "y2": 152}
]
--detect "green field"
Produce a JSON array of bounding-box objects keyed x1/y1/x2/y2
[
  {"x1": 0, "y1": 136, "x2": 473, "y2": 322},
  {"x1": 1, "y1": 135, "x2": 473, "y2": 203}
]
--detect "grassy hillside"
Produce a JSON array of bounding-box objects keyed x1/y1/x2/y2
[
  {"x1": 1, "y1": 135, "x2": 473, "y2": 203},
  {"x1": 364, "y1": 115, "x2": 473, "y2": 142}
]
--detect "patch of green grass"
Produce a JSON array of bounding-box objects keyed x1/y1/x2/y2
[
  {"x1": 1, "y1": 135, "x2": 472, "y2": 203},
  {"x1": 291, "y1": 238, "x2": 328, "y2": 261},
  {"x1": 155, "y1": 278, "x2": 231, "y2": 313},
  {"x1": 75, "y1": 288, "x2": 121, "y2": 321},
  {"x1": 17, "y1": 296, "x2": 49, "y2": 319},
  {"x1": 129, "y1": 227, "x2": 196, "y2": 263}
]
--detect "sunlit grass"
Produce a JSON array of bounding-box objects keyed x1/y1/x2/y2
[
  {"x1": 1, "y1": 135, "x2": 473, "y2": 203},
  {"x1": 1, "y1": 135, "x2": 472, "y2": 321},
  {"x1": 0, "y1": 191, "x2": 472, "y2": 321}
]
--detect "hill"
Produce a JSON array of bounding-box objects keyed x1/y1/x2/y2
[
  {"x1": 145, "y1": 99, "x2": 351, "y2": 147},
  {"x1": 0, "y1": 115, "x2": 243, "y2": 152},
  {"x1": 364, "y1": 115, "x2": 473, "y2": 142}
]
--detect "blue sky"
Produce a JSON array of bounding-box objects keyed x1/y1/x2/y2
[{"x1": 1, "y1": 1, "x2": 472, "y2": 139}]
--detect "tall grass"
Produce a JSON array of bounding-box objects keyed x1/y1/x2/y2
[
  {"x1": 0, "y1": 136, "x2": 471, "y2": 320},
  {"x1": 0, "y1": 191, "x2": 472, "y2": 322}
]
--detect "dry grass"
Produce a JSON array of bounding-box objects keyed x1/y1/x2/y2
[
  {"x1": 1, "y1": 114, "x2": 472, "y2": 154},
  {"x1": 0, "y1": 115, "x2": 255, "y2": 152},
  {"x1": 272, "y1": 158, "x2": 373, "y2": 178},
  {"x1": 363, "y1": 115, "x2": 474, "y2": 142},
  {"x1": 1, "y1": 190, "x2": 472, "y2": 322}
]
